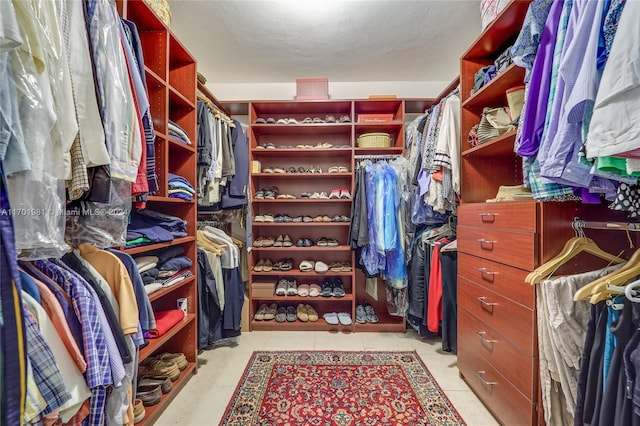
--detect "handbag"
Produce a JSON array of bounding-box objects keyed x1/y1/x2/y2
[{"x1": 476, "y1": 107, "x2": 514, "y2": 144}]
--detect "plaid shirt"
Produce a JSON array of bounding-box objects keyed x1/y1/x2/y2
[
  {"x1": 32, "y1": 259, "x2": 118, "y2": 426},
  {"x1": 23, "y1": 307, "x2": 71, "y2": 417}
]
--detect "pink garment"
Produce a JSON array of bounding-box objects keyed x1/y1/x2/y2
[
  {"x1": 427, "y1": 239, "x2": 448, "y2": 333},
  {"x1": 26, "y1": 269, "x2": 87, "y2": 373}
]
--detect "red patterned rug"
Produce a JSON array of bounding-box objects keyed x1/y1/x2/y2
[{"x1": 220, "y1": 351, "x2": 466, "y2": 425}]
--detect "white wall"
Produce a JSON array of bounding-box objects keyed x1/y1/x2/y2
[{"x1": 206, "y1": 80, "x2": 454, "y2": 101}]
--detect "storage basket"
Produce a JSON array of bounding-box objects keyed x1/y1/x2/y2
[
  {"x1": 357, "y1": 133, "x2": 392, "y2": 148},
  {"x1": 143, "y1": 0, "x2": 171, "y2": 26}
]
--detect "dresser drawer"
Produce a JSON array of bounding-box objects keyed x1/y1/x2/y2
[
  {"x1": 458, "y1": 253, "x2": 535, "y2": 309},
  {"x1": 458, "y1": 277, "x2": 536, "y2": 355},
  {"x1": 459, "y1": 202, "x2": 537, "y2": 232},
  {"x1": 458, "y1": 225, "x2": 537, "y2": 270},
  {"x1": 458, "y1": 340, "x2": 536, "y2": 426},
  {"x1": 459, "y1": 308, "x2": 536, "y2": 398}
]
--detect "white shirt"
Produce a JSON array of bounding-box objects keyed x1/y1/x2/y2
[{"x1": 586, "y1": 0, "x2": 640, "y2": 158}]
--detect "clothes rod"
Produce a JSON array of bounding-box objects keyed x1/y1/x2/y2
[
  {"x1": 576, "y1": 220, "x2": 640, "y2": 231},
  {"x1": 354, "y1": 154, "x2": 402, "y2": 160}
]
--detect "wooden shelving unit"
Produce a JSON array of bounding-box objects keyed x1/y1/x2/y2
[
  {"x1": 248, "y1": 99, "x2": 408, "y2": 333},
  {"x1": 117, "y1": 1, "x2": 201, "y2": 424}
]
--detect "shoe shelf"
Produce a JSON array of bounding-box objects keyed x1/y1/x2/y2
[
  {"x1": 252, "y1": 271, "x2": 353, "y2": 277},
  {"x1": 250, "y1": 319, "x2": 353, "y2": 332},
  {"x1": 462, "y1": 130, "x2": 517, "y2": 158},
  {"x1": 248, "y1": 99, "x2": 410, "y2": 333},
  {"x1": 251, "y1": 246, "x2": 352, "y2": 252},
  {"x1": 135, "y1": 362, "x2": 197, "y2": 426},
  {"x1": 139, "y1": 313, "x2": 196, "y2": 363}
]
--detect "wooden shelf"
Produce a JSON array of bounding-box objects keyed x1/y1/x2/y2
[
  {"x1": 251, "y1": 124, "x2": 352, "y2": 136},
  {"x1": 354, "y1": 122, "x2": 404, "y2": 134},
  {"x1": 463, "y1": 0, "x2": 532, "y2": 59},
  {"x1": 137, "y1": 363, "x2": 196, "y2": 426},
  {"x1": 251, "y1": 148, "x2": 353, "y2": 157},
  {"x1": 354, "y1": 147, "x2": 404, "y2": 156},
  {"x1": 252, "y1": 245, "x2": 352, "y2": 252},
  {"x1": 462, "y1": 63, "x2": 525, "y2": 111},
  {"x1": 139, "y1": 314, "x2": 196, "y2": 362},
  {"x1": 252, "y1": 173, "x2": 351, "y2": 178},
  {"x1": 147, "y1": 195, "x2": 195, "y2": 204},
  {"x1": 250, "y1": 318, "x2": 354, "y2": 332},
  {"x1": 251, "y1": 100, "x2": 353, "y2": 116},
  {"x1": 148, "y1": 276, "x2": 197, "y2": 302},
  {"x1": 462, "y1": 130, "x2": 517, "y2": 158},
  {"x1": 145, "y1": 66, "x2": 166, "y2": 87},
  {"x1": 252, "y1": 198, "x2": 353, "y2": 203},
  {"x1": 252, "y1": 222, "x2": 351, "y2": 227},
  {"x1": 169, "y1": 85, "x2": 195, "y2": 109},
  {"x1": 123, "y1": 236, "x2": 196, "y2": 255},
  {"x1": 167, "y1": 135, "x2": 196, "y2": 152},
  {"x1": 354, "y1": 315, "x2": 406, "y2": 332},
  {"x1": 252, "y1": 270, "x2": 353, "y2": 277},
  {"x1": 252, "y1": 294, "x2": 355, "y2": 302}
]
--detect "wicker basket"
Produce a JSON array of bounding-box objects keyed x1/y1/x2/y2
[{"x1": 357, "y1": 133, "x2": 392, "y2": 148}]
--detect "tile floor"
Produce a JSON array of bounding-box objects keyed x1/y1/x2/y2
[{"x1": 156, "y1": 330, "x2": 499, "y2": 425}]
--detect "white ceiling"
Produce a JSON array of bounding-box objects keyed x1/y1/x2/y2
[{"x1": 168, "y1": 0, "x2": 482, "y2": 99}]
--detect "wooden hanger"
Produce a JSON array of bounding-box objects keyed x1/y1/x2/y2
[
  {"x1": 573, "y1": 248, "x2": 640, "y2": 302},
  {"x1": 526, "y1": 237, "x2": 625, "y2": 285}
]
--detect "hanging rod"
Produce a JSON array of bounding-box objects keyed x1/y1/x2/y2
[
  {"x1": 354, "y1": 154, "x2": 402, "y2": 160},
  {"x1": 573, "y1": 218, "x2": 640, "y2": 231}
]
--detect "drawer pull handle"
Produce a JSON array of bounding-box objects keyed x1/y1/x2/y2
[
  {"x1": 478, "y1": 212, "x2": 498, "y2": 223},
  {"x1": 478, "y1": 268, "x2": 499, "y2": 276},
  {"x1": 477, "y1": 296, "x2": 498, "y2": 307},
  {"x1": 477, "y1": 238, "x2": 497, "y2": 246},
  {"x1": 476, "y1": 370, "x2": 498, "y2": 387},
  {"x1": 476, "y1": 331, "x2": 497, "y2": 344}
]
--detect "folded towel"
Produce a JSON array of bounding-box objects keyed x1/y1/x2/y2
[
  {"x1": 135, "y1": 255, "x2": 159, "y2": 273},
  {"x1": 148, "y1": 310, "x2": 185, "y2": 338}
]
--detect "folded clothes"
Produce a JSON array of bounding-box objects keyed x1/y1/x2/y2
[
  {"x1": 158, "y1": 256, "x2": 192, "y2": 272},
  {"x1": 168, "y1": 192, "x2": 193, "y2": 201},
  {"x1": 148, "y1": 310, "x2": 185, "y2": 338},
  {"x1": 136, "y1": 208, "x2": 187, "y2": 237},
  {"x1": 126, "y1": 236, "x2": 152, "y2": 247},
  {"x1": 168, "y1": 181, "x2": 195, "y2": 193},
  {"x1": 168, "y1": 173, "x2": 193, "y2": 186},
  {"x1": 135, "y1": 255, "x2": 159, "y2": 273},
  {"x1": 141, "y1": 268, "x2": 159, "y2": 284},
  {"x1": 160, "y1": 271, "x2": 191, "y2": 288},
  {"x1": 128, "y1": 211, "x2": 175, "y2": 245},
  {"x1": 168, "y1": 121, "x2": 192, "y2": 145},
  {"x1": 144, "y1": 283, "x2": 162, "y2": 295},
  {"x1": 146, "y1": 245, "x2": 185, "y2": 264}
]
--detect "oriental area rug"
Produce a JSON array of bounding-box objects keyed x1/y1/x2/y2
[{"x1": 219, "y1": 351, "x2": 466, "y2": 425}]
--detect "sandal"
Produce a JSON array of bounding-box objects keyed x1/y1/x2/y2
[
  {"x1": 254, "y1": 259, "x2": 265, "y2": 272},
  {"x1": 283, "y1": 235, "x2": 293, "y2": 247},
  {"x1": 329, "y1": 262, "x2": 342, "y2": 272},
  {"x1": 305, "y1": 304, "x2": 318, "y2": 322},
  {"x1": 274, "y1": 234, "x2": 284, "y2": 247},
  {"x1": 254, "y1": 303, "x2": 268, "y2": 320},
  {"x1": 275, "y1": 306, "x2": 287, "y2": 322},
  {"x1": 264, "y1": 303, "x2": 277, "y2": 320},
  {"x1": 286, "y1": 306, "x2": 297, "y2": 322},
  {"x1": 296, "y1": 304, "x2": 308, "y2": 322},
  {"x1": 263, "y1": 259, "x2": 273, "y2": 272}
]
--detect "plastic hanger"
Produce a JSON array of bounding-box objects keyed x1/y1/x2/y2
[
  {"x1": 625, "y1": 279, "x2": 640, "y2": 303},
  {"x1": 525, "y1": 236, "x2": 625, "y2": 285},
  {"x1": 573, "y1": 248, "x2": 640, "y2": 301}
]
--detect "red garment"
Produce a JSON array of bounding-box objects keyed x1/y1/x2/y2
[
  {"x1": 427, "y1": 239, "x2": 449, "y2": 333},
  {"x1": 148, "y1": 310, "x2": 185, "y2": 338}
]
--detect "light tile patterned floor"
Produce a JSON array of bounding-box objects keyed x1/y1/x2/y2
[{"x1": 156, "y1": 330, "x2": 499, "y2": 425}]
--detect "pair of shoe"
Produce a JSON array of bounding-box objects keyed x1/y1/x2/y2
[
  {"x1": 255, "y1": 186, "x2": 279, "y2": 199},
  {"x1": 138, "y1": 353, "x2": 185, "y2": 382},
  {"x1": 329, "y1": 187, "x2": 352, "y2": 199},
  {"x1": 321, "y1": 278, "x2": 345, "y2": 297},
  {"x1": 256, "y1": 141, "x2": 276, "y2": 148},
  {"x1": 255, "y1": 303, "x2": 277, "y2": 320},
  {"x1": 296, "y1": 238, "x2": 314, "y2": 247},
  {"x1": 299, "y1": 260, "x2": 329, "y2": 273},
  {"x1": 273, "y1": 258, "x2": 293, "y2": 271},
  {"x1": 305, "y1": 192, "x2": 329, "y2": 199},
  {"x1": 327, "y1": 166, "x2": 349, "y2": 173},
  {"x1": 253, "y1": 236, "x2": 275, "y2": 247},
  {"x1": 275, "y1": 305, "x2": 297, "y2": 322},
  {"x1": 328, "y1": 262, "x2": 352, "y2": 272},
  {"x1": 274, "y1": 214, "x2": 293, "y2": 222},
  {"x1": 296, "y1": 304, "x2": 319, "y2": 322},
  {"x1": 253, "y1": 259, "x2": 274, "y2": 272},
  {"x1": 330, "y1": 215, "x2": 351, "y2": 222},
  {"x1": 356, "y1": 303, "x2": 380, "y2": 324},
  {"x1": 316, "y1": 237, "x2": 339, "y2": 247},
  {"x1": 254, "y1": 118, "x2": 276, "y2": 124},
  {"x1": 312, "y1": 215, "x2": 332, "y2": 222},
  {"x1": 297, "y1": 283, "x2": 321, "y2": 297},
  {"x1": 262, "y1": 166, "x2": 286, "y2": 173},
  {"x1": 323, "y1": 312, "x2": 352, "y2": 326},
  {"x1": 273, "y1": 234, "x2": 293, "y2": 247},
  {"x1": 292, "y1": 215, "x2": 314, "y2": 223},
  {"x1": 275, "y1": 278, "x2": 297, "y2": 296}
]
